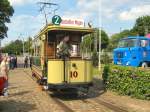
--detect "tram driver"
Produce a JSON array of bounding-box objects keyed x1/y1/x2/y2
[{"x1": 56, "y1": 35, "x2": 72, "y2": 59}]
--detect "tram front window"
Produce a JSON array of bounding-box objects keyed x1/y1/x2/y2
[{"x1": 56, "y1": 35, "x2": 81, "y2": 58}]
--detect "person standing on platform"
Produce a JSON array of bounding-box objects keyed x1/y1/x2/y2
[
  {"x1": 29, "y1": 56, "x2": 33, "y2": 68},
  {"x1": 24, "y1": 56, "x2": 28, "y2": 68},
  {"x1": 10, "y1": 56, "x2": 14, "y2": 69},
  {"x1": 14, "y1": 56, "x2": 17, "y2": 68},
  {"x1": 0, "y1": 56, "x2": 9, "y2": 96}
]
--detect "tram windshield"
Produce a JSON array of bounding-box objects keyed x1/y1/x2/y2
[
  {"x1": 48, "y1": 32, "x2": 82, "y2": 58},
  {"x1": 118, "y1": 38, "x2": 137, "y2": 48}
]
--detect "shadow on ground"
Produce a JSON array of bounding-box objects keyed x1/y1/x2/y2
[
  {"x1": 9, "y1": 91, "x2": 31, "y2": 97},
  {"x1": 0, "y1": 100, "x2": 36, "y2": 112},
  {"x1": 50, "y1": 78, "x2": 106, "y2": 101}
]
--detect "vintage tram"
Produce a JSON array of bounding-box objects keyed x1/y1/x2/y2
[{"x1": 31, "y1": 22, "x2": 94, "y2": 92}]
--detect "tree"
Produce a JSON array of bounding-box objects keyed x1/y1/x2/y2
[
  {"x1": 0, "y1": 0, "x2": 14, "y2": 39},
  {"x1": 81, "y1": 28, "x2": 109, "y2": 53},
  {"x1": 133, "y1": 16, "x2": 150, "y2": 36},
  {"x1": 106, "y1": 15, "x2": 150, "y2": 51},
  {"x1": 2, "y1": 40, "x2": 23, "y2": 55},
  {"x1": 101, "y1": 30, "x2": 109, "y2": 50},
  {"x1": 108, "y1": 29, "x2": 137, "y2": 51},
  {"x1": 80, "y1": 34, "x2": 94, "y2": 53},
  {"x1": 24, "y1": 37, "x2": 32, "y2": 54}
]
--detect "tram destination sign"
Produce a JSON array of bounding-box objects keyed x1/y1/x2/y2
[
  {"x1": 60, "y1": 18, "x2": 84, "y2": 27},
  {"x1": 52, "y1": 15, "x2": 84, "y2": 27}
]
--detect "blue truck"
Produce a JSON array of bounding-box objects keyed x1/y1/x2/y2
[{"x1": 113, "y1": 36, "x2": 150, "y2": 67}]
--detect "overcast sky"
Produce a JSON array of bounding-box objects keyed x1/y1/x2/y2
[{"x1": 2, "y1": 0, "x2": 150, "y2": 46}]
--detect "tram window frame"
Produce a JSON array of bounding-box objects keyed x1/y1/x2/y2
[{"x1": 48, "y1": 32, "x2": 56, "y2": 43}]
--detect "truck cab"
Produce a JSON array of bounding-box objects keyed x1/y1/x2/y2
[{"x1": 113, "y1": 36, "x2": 150, "y2": 67}]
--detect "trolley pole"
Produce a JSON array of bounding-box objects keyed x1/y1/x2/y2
[
  {"x1": 98, "y1": 29, "x2": 101, "y2": 71},
  {"x1": 37, "y1": 2, "x2": 59, "y2": 25},
  {"x1": 99, "y1": 0, "x2": 101, "y2": 71}
]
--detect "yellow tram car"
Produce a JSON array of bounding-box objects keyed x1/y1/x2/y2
[{"x1": 31, "y1": 23, "x2": 94, "y2": 92}]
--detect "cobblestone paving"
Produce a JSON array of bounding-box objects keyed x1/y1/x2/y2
[
  {"x1": 0, "y1": 69, "x2": 65, "y2": 112},
  {"x1": 0, "y1": 69, "x2": 111, "y2": 112},
  {"x1": 0, "y1": 68, "x2": 149, "y2": 112}
]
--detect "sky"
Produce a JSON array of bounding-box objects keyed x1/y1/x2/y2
[{"x1": 2, "y1": 0, "x2": 150, "y2": 46}]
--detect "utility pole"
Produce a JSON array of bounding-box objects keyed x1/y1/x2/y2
[
  {"x1": 99, "y1": 0, "x2": 101, "y2": 71},
  {"x1": 23, "y1": 38, "x2": 25, "y2": 57},
  {"x1": 37, "y1": 1, "x2": 59, "y2": 25},
  {"x1": 98, "y1": 28, "x2": 101, "y2": 71}
]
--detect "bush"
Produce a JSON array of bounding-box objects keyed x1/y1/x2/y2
[
  {"x1": 101, "y1": 52, "x2": 112, "y2": 64},
  {"x1": 102, "y1": 65, "x2": 150, "y2": 100},
  {"x1": 92, "y1": 50, "x2": 98, "y2": 67}
]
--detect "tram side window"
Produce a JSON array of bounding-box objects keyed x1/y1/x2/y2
[
  {"x1": 34, "y1": 45, "x2": 41, "y2": 56},
  {"x1": 48, "y1": 33, "x2": 56, "y2": 47},
  {"x1": 33, "y1": 43, "x2": 41, "y2": 67},
  {"x1": 48, "y1": 33, "x2": 55, "y2": 42},
  {"x1": 37, "y1": 46, "x2": 41, "y2": 56}
]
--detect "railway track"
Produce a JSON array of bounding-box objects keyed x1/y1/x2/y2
[
  {"x1": 23, "y1": 70, "x2": 74, "y2": 112},
  {"x1": 81, "y1": 98, "x2": 128, "y2": 112},
  {"x1": 23, "y1": 69, "x2": 129, "y2": 112}
]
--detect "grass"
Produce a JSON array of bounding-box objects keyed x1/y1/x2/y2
[
  {"x1": 92, "y1": 66, "x2": 100, "y2": 76},
  {"x1": 92, "y1": 64, "x2": 105, "y2": 76}
]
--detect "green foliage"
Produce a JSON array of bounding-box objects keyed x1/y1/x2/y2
[
  {"x1": 92, "y1": 66, "x2": 100, "y2": 76},
  {"x1": 108, "y1": 15, "x2": 150, "y2": 51},
  {"x1": 102, "y1": 65, "x2": 109, "y2": 83},
  {"x1": 103, "y1": 65, "x2": 150, "y2": 100},
  {"x1": 80, "y1": 33, "x2": 94, "y2": 53},
  {"x1": 24, "y1": 37, "x2": 32, "y2": 54},
  {"x1": 108, "y1": 30, "x2": 137, "y2": 51},
  {"x1": 81, "y1": 28, "x2": 109, "y2": 53},
  {"x1": 92, "y1": 50, "x2": 98, "y2": 67},
  {"x1": 0, "y1": 0, "x2": 14, "y2": 39},
  {"x1": 101, "y1": 30, "x2": 109, "y2": 50},
  {"x1": 133, "y1": 16, "x2": 150, "y2": 36},
  {"x1": 101, "y1": 52, "x2": 111, "y2": 64},
  {"x1": 2, "y1": 38, "x2": 32, "y2": 55},
  {"x1": 2, "y1": 40, "x2": 23, "y2": 55}
]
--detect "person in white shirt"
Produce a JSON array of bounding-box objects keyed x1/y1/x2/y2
[{"x1": 0, "y1": 56, "x2": 9, "y2": 96}]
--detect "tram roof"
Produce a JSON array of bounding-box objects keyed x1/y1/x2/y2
[{"x1": 33, "y1": 24, "x2": 94, "y2": 40}]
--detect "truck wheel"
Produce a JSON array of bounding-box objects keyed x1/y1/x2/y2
[{"x1": 141, "y1": 62, "x2": 148, "y2": 68}]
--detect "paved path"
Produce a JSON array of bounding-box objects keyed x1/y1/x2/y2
[
  {"x1": 0, "y1": 69, "x2": 110, "y2": 112},
  {"x1": 0, "y1": 69, "x2": 65, "y2": 112},
  {"x1": 0, "y1": 68, "x2": 149, "y2": 112}
]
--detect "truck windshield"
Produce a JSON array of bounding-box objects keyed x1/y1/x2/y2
[{"x1": 118, "y1": 39, "x2": 137, "y2": 48}]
